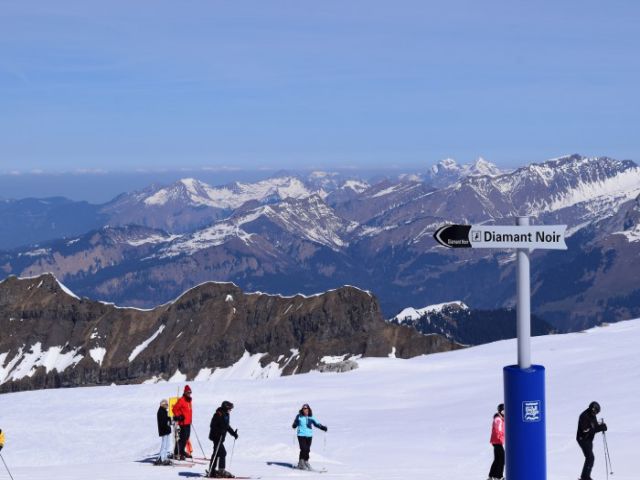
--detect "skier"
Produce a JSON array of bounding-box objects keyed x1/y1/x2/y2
[
  {"x1": 291, "y1": 403, "x2": 327, "y2": 471},
  {"x1": 207, "y1": 400, "x2": 238, "y2": 478},
  {"x1": 577, "y1": 401, "x2": 607, "y2": 480},
  {"x1": 0, "y1": 428, "x2": 4, "y2": 451},
  {"x1": 487, "y1": 403, "x2": 505, "y2": 480},
  {"x1": 155, "y1": 399, "x2": 173, "y2": 465},
  {"x1": 173, "y1": 385, "x2": 194, "y2": 460}
]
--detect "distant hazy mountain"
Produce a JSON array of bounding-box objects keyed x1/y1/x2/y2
[
  {"x1": 101, "y1": 176, "x2": 323, "y2": 232},
  {"x1": 0, "y1": 197, "x2": 105, "y2": 250},
  {"x1": 423, "y1": 157, "x2": 505, "y2": 188}
]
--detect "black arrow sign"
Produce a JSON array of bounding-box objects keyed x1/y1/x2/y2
[{"x1": 433, "y1": 224, "x2": 472, "y2": 248}]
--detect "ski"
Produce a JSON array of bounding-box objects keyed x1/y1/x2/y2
[
  {"x1": 197, "y1": 475, "x2": 260, "y2": 479},
  {"x1": 267, "y1": 462, "x2": 327, "y2": 473},
  {"x1": 148, "y1": 461, "x2": 195, "y2": 468}
]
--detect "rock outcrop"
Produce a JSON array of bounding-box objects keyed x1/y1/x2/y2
[{"x1": 0, "y1": 274, "x2": 460, "y2": 392}]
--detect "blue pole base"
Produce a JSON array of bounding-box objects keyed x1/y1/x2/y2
[{"x1": 504, "y1": 364, "x2": 546, "y2": 480}]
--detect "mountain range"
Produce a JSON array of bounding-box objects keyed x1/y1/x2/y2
[{"x1": 1, "y1": 154, "x2": 639, "y2": 333}]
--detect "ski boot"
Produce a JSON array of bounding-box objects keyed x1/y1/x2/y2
[
  {"x1": 297, "y1": 459, "x2": 307, "y2": 469},
  {"x1": 304, "y1": 461, "x2": 313, "y2": 471}
]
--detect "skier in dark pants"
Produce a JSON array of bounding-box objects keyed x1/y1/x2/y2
[
  {"x1": 207, "y1": 400, "x2": 238, "y2": 478},
  {"x1": 173, "y1": 385, "x2": 194, "y2": 460},
  {"x1": 577, "y1": 401, "x2": 607, "y2": 480},
  {"x1": 488, "y1": 403, "x2": 505, "y2": 480},
  {"x1": 292, "y1": 403, "x2": 327, "y2": 471}
]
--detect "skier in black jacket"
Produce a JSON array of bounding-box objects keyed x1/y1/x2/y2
[
  {"x1": 207, "y1": 401, "x2": 238, "y2": 478},
  {"x1": 155, "y1": 399, "x2": 173, "y2": 465},
  {"x1": 576, "y1": 401, "x2": 607, "y2": 480}
]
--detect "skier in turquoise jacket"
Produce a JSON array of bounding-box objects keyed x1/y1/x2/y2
[{"x1": 291, "y1": 403, "x2": 327, "y2": 471}]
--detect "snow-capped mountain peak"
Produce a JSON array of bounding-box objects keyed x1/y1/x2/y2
[
  {"x1": 143, "y1": 178, "x2": 215, "y2": 207},
  {"x1": 430, "y1": 158, "x2": 459, "y2": 176},
  {"x1": 469, "y1": 157, "x2": 502, "y2": 177},
  {"x1": 426, "y1": 157, "x2": 503, "y2": 187},
  {"x1": 391, "y1": 301, "x2": 469, "y2": 323},
  {"x1": 342, "y1": 179, "x2": 370, "y2": 193}
]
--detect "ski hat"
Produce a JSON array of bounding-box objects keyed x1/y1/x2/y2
[
  {"x1": 301, "y1": 403, "x2": 310, "y2": 409},
  {"x1": 497, "y1": 403, "x2": 505, "y2": 414},
  {"x1": 160, "y1": 399, "x2": 169, "y2": 407},
  {"x1": 589, "y1": 401, "x2": 601, "y2": 414},
  {"x1": 184, "y1": 385, "x2": 192, "y2": 394},
  {"x1": 221, "y1": 400, "x2": 234, "y2": 411}
]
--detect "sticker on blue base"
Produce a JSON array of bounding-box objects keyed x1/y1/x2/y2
[{"x1": 522, "y1": 400, "x2": 541, "y2": 422}]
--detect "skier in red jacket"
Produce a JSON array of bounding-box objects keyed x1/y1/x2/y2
[
  {"x1": 173, "y1": 385, "x2": 193, "y2": 460},
  {"x1": 488, "y1": 403, "x2": 505, "y2": 480}
]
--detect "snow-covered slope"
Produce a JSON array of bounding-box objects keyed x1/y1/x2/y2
[
  {"x1": 391, "y1": 300, "x2": 468, "y2": 323},
  {"x1": 0, "y1": 319, "x2": 636, "y2": 480},
  {"x1": 158, "y1": 195, "x2": 358, "y2": 256}
]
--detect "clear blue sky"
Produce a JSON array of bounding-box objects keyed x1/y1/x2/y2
[{"x1": 1, "y1": 0, "x2": 639, "y2": 173}]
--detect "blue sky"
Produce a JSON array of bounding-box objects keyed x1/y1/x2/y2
[{"x1": 1, "y1": 0, "x2": 639, "y2": 172}]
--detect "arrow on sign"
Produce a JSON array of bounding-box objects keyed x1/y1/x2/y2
[{"x1": 433, "y1": 224, "x2": 472, "y2": 248}]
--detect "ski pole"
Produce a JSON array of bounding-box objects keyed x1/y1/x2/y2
[
  {"x1": 230, "y1": 437, "x2": 236, "y2": 467},
  {"x1": 603, "y1": 431, "x2": 613, "y2": 475},
  {"x1": 0, "y1": 453, "x2": 16, "y2": 480},
  {"x1": 208, "y1": 437, "x2": 223, "y2": 475},
  {"x1": 604, "y1": 435, "x2": 608, "y2": 480},
  {"x1": 191, "y1": 424, "x2": 208, "y2": 460}
]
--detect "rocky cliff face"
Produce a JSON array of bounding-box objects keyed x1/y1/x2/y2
[{"x1": 0, "y1": 274, "x2": 459, "y2": 393}]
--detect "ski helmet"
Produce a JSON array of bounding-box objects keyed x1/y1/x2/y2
[
  {"x1": 160, "y1": 399, "x2": 169, "y2": 407},
  {"x1": 497, "y1": 403, "x2": 505, "y2": 414},
  {"x1": 221, "y1": 400, "x2": 234, "y2": 411},
  {"x1": 589, "y1": 401, "x2": 601, "y2": 414}
]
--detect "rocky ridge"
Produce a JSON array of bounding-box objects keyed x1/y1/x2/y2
[{"x1": 0, "y1": 274, "x2": 459, "y2": 392}]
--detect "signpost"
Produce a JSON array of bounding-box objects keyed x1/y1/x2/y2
[{"x1": 433, "y1": 218, "x2": 567, "y2": 480}]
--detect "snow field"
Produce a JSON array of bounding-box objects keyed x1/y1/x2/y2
[{"x1": 0, "y1": 320, "x2": 638, "y2": 479}]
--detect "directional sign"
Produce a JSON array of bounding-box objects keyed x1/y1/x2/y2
[{"x1": 434, "y1": 224, "x2": 567, "y2": 250}]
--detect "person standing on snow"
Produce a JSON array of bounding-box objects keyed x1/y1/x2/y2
[
  {"x1": 173, "y1": 385, "x2": 194, "y2": 460},
  {"x1": 577, "y1": 401, "x2": 607, "y2": 480},
  {"x1": 155, "y1": 399, "x2": 173, "y2": 465},
  {"x1": 488, "y1": 403, "x2": 505, "y2": 480},
  {"x1": 207, "y1": 400, "x2": 238, "y2": 478},
  {"x1": 292, "y1": 403, "x2": 327, "y2": 471}
]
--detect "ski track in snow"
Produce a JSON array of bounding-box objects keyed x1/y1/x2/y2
[{"x1": 0, "y1": 320, "x2": 638, "y2": 479}]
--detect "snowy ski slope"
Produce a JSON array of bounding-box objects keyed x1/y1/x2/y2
[{"x1": 0, "y1": 320, "x2": 637, "y2": 480}]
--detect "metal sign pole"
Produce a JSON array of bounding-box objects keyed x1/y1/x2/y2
[
  {"x1": 517, "y1": 216, "x2": 532, "y2": 369},
  {"x1": 505, "y1": 215, "x2": 546, "y2": 480}
]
